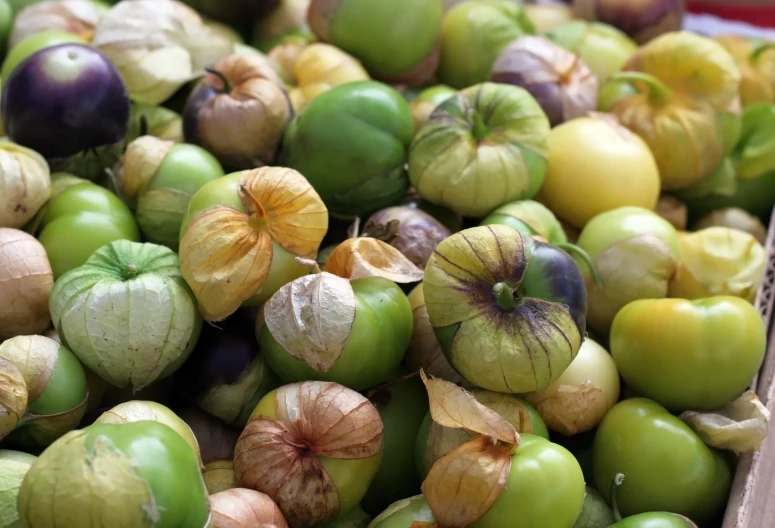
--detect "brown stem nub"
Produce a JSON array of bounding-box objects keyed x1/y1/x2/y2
[{"x1": 205, "y1": 67, "x2": 232, "y2": 93}]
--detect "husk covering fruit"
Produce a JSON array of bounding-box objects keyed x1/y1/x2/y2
[
  {"x1": 9, "y1": 0, "x2": 104, "y2": 48},
  {"x1": 0, "y1": 140, "x2": 51, "y2": 230}
]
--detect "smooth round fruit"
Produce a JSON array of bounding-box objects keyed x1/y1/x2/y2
[{"x1": 0, "y1": 29, "x2": 86, "y2": 83}]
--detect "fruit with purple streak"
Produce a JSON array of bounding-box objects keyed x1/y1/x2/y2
[{"x1": 572, "y1": 0, "x2": 685, "y2": 44}]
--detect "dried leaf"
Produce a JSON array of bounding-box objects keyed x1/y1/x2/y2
[
  {"x1": 680, "y1": 391, "x2": 771, "y2": 454},
  {"x1": 324, "y1": 238, "x2": 424, "y2": 283},
  {"x1": 179, "y1": 206, "x2": 271, "y2": 322},
  {"x1": 263, "y1": 273, "x2": 356, "y2": 372},
  {"x1": 421, "y1": 435, "x2": 512, "y2": 528},
  {"x1": 420, "y1": 371, "x2": 518, "y2": 446}
]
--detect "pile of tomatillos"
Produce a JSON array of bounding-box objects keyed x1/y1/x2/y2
[{"x1": 1, "y1": 0, "x2": 774, "y2": 527}]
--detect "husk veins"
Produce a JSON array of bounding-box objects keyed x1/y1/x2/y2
[{"x1": 324, "y1": 237, "x2": 423, "y2": 283}]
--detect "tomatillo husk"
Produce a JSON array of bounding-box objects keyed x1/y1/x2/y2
[
  {"x1": 126, "y1": 103, "x2": 184, "y2": 143},
  {"x1": 715, "y1": 35, "x2": 775, "y2": 107},
  {"x1": 0, "y1": 450, "x2": 36, "y2": 527},
  {"x1": 408, "y1": 82, "x2": 550, "y2": 218},
  {"x1": 656, "y1": 195, "x2": 688, "y2": 231},
  {"x1": 0, "y1": 139, "x2": 50, "y2": 229},
  {"x1": 0, "y1": 229, "x2": 53, "y2": 341},
  {"x1": 368, "y1": 495, "x2": 435, "y2": 527},
  {"x1": 9, "y1": 0, "x2": 104, "y2": 48},
  {"x1": 0, "y1": 334, "x2": 88, "y2": 447},
  {"x1": 18, "y1": 421, "x2": 211, "y2": 527},
  {"x1": 668, "y1": 227, "x2": 765, "y2": 302},
  {"x1": 408, "y1": 85, "x2": 457, "y2": 135},
  {"x1": 178, "y1": 167, "x2": 328, "y2": 322},
  {"x1": 572, "y1": 0, "x2": 685, "y2": 44},
  {"x1": 210, "y1": 488, "x2": 289, "y2": 528},
  {"x1": 203, "y1": 460, "x2": 238, "y2": 495},
  {"x1": 423, "y1": 225, "x2": 587, "y2": 393},
  {"x1": 49, "y1": 240, "x2": 202, "y2": 391},
  {"x1": 693, "y1": 208, "x2": 767, "y2": 245},
  {"x1": 252, "y1": 0, "x2": 311, "y2": 52},
  {"x1": 491, "y1": 36, "x2": 598, "y2": 127},
  {"x1": 605, "y1": 31, "x2": 742, "y2": 190},
  {"x1": 573, "y1": 486, "x2": 615, "y2": 528}
]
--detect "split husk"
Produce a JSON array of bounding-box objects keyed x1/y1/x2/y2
[
  {"x1": 92, "y1": 0, "x2": 233, "y2": 104},
  {"x1": 0, "y1": 140, "x2": 51, "y2": 229},
  {"x1": 233, "y1": 381, "x2": 384, "y2": 528},
  {"x1": 9, "y1": 0, "x2": 104, "y2": 48},
  {"x1": 209, "y1": 488, "x2": 289, "y2": 528},
  {"x1": 179, "y1": 167, "x2": 328, "y2": 322},
  {"x1": 324, "y1": 237, "x2": 424, "y2": 283},
  {"x1": 0, "y1": 229, "x2": 53, "y2": 341}
]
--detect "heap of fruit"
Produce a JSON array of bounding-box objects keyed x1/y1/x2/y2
[{"x1": 1, "y1": 0, "x2": 774, "y2": 527}]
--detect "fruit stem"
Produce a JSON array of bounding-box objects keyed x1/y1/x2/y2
[
  {"x1": 205, "y1": 67, "x2": 232, "y2": 93},
  {"x1": 610, "y1": 72, "x2": 672, "y2": 106},
  {"x1": 471, "y1": 111, "x2": 489, "y2": 141},
  {"x1": 751, "y1": 42, "x2": 775, "y2": 62},
  {"x1": 295, "y1": 257, "x2": 322, "y2": 274},
  {"x1": 123, "y1": 264, "x2": 138, "y2": 280},
  {"x1": 610, "y1": 473, "x2": 626, "y2": 522},
  {"x1": 554, "y1": 243, "x2": 603, "y2": 287},
  {"x1": 493, "y1": 282, "x2": 518, "y2": 311}
]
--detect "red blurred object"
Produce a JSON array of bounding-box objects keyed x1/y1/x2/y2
[{"x1": 687, "y1": 1, "x2": 775, "y2": 29}]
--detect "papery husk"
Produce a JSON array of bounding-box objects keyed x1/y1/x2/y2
[
  {"x1": 267, "y1": 41, "x2": 306, "y2": 84},
  {"x1": 263, "y1": 272, "x2": 356, "y2": 372},
  {"x1": 115, "y1": 135, "x2": 175, "y2": 205},
  {"x1": 127, "y1": 103, "x2": 184, "y2": 143},
  {"x1": 185, "y1": 53, "x2": 292, "y2": 168},
  {"x1": 253, "y1": 0, "x2": 310, "y2": 49},
  {"x1": 179, "y1": 167, "x2": 328, "y2": 322},
  {"x1": 715, "y1": 35, "x2": 775, "y2": 107},
  {"x1": 0, "y1": 140, "x2": 51, "y2": 229},
  {"x1": 210, "y1": 488, "x2": 289, "y2": 528},
  {"x1": 585, "y1": 234, "x2": 678, "y2": 334},
  {"x1": 233, "y1": 381, "x2": 384, "y2": 528},
  {"x1": 24, "y1": 173, "x2": 88, "y2": 236},
  {"x1": 0, "y1": 450, "x2": 36, "y2": 528},
  {"x1": 370, "y1": 495, "x2": 435, "y2": 527},
  {"x1": 405, "y1": 284, "x2": 465, "y2": 385},
  {"x1": 668, "y1": 227, "x2": 765, "y2": 302},
  {"x1": 525, "y1": 4, "x2": 574, "y2": 33},
  {"x1": 9, "y1": 0, "x2": 103, "y2": 48},
  {"x1": 611, "y1": 31, "x2": 742, "y2": 190},
  {"x1": 680, "y1": 391, "x2": 770, "y2": 454},
  {"x1": 485, "y1": 200, "x2": 568, "y2": 244},
  {"x1": 694, "y1": 208, "x2": 767, "y2": 245},
  {"x1": 288, "y1": 43, "x2": 370, "y2": 112},
  {"x1": 0, "y1": 229, "x2": 53, "y2": 341},
  {"x1": 91, "y1": 0, "x2": 233, "y2": 104},
  {"x1": 324, "y1": 237, "x2": 423, "y2": 283},
  {"x1": 94, "y1": 400, "x2": 203, "y2": 466},
  {"x1": 204, "y1": 460, "x2": 238, "y2": 494},
  {"x1": 656, "y1": 195, "x2": 688, "y2": 231}
]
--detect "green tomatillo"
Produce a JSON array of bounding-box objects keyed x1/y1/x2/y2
[
  {"x1": 423, "y1": 225, "x2": 587, "y2": 393},
  {"x1": 0, "y1": 334, "x2": 88, "y2": 447},
  {"x1": 409, "y1": 82, "x2": 550, "y2": 218},
  {"x1": 368, "y1": 495, "x2": 435, "y2": 527},
  {"x1": 115, "y1": 135, "x2": 224, "y2": 249},
  {"x1": 49, "y1": 240, "x2": 202, "y2": 392},
  {"x1": 259, "y1": 272, "x2": 413, "y2": 391},
  {"x1": 37, "y1": 181, "x2": 140, "y2": 279},
  {"x1": 280, "y1": 80, "x2": 413, "y2": 216},
  {"x1": 607, "y1": 474, "x2": 699, "y2": 528},
  {"x1": 18, "y1": 420, "x2": 211, "y2": 527},
  {"x1": 592, "y1": 398, "x2": 732, "y2": 524}
]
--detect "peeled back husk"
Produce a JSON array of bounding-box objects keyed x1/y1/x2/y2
[
  {"x1": 0, "y1": 140, "x2": 51, "y2": 229},
  {"x1": 91, "y1": 0, "x2": 233, "y2": 104},
  {"x1": 668, "y1": 227, "x2": 766, "y2": 302},
  {"x1": 9, "y1": 0, "x2": 104, "y2": 48}
]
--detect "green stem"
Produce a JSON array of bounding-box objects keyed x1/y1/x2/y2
[
  {"x1": 493, "y1": 282, "x2": 518, "y2": 311},
  {"x1": 610, "y1": 473, "x2": 626, "y2": 522},
  {"x1": 610, "y1": 72, "x2": 673, "y2": 106},
  {"x1": 123, "y1": 264, "x2": 138, "y2": 280},
  {"x1": 554, "y1": 243, "x2": 603, "y2": 288},
  {"x1": 471, "y1": 111, "x2": 489, "y2": 141},
  {"x1": 205, "y1": 67, "x2": 232, "y2": 93},
  {"x1": 750, "y1": 42, "x2": 775, "y2": 62}
]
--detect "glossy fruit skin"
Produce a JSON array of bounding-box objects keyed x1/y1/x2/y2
[
  {"x1": 471, "y1": 434, "x2": 585, "y2": 528},
  {"x1": 261, "y1": 276, "x2": 413, "y2": 391},
  {"x1": 280, "y1": 80, "x2": 413, "y2": 216},
  {"x1": 592, "y1": 398, "x2": 732, "y2": 524},
  {"x1": 361, "y1": 374, "x2": 429, "y2": 515},
  {"x1": 2, "y1": 43, "x2": 130, "y2": 159},
  {"x1": 180, "y1": 171, "x2": 310, "y2": 307},
  {"x1": 0, "y1": 29, "x2": 87, "y2": 83},
  {"x1": 610, "y1": 512, "x2": 698, "y2": 528},
  {"x1": 37, "y1": 182, "x2": 140, "y2": 278},
  {"x1": 610, "y1": 297, "x2": 766, "y2": 412}
]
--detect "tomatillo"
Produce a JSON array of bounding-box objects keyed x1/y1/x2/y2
[
  {"x1": 592, "y1": 398, "x2": 732, "y2": 524},
  {"x1": 37, "y1": 181, "x2": 140, "y2": 279},
  {"x1": 610, "y1": 297, "x2": 766, "y2": 412}
]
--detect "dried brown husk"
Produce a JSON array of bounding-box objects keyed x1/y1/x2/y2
[
  {"x1": 188, "y1": 53, "x2": 292, "y2": 168},
  {"x1": 655, "y1": 195, "x2": 688, "y2": 231},
  {"x1": 0, "y1": 229, "x2": 53, "y2": 341},
  {"x1": 0, "y1": 141, "x2": 51, "y2": 230},
  {"x1": 92, "y1": 0, "x2": 233, "y2": 104},
  {"x1": 490, "y1": 36, "x2": 598, "y2": 126},
  {"x1": 114, "y1": 136, "x2": 175, "y2": 206},
  {"x1": 209, "y1": 488, "x2": 289, "y2": 528},
  {"x1": 203, "y1": 460, "x2": 238, "y2": 495},
  {"x1": 179, "y1": 167, "x2": 328, "y2": 322},
  {"x1": 263, "y1": 272, "x2": 356, "y2": 372},
  {"x1": 10, "y1": 0, "x2": 103, "y2": 48},
  {"x1": 324, "y1": 237, "x2": 424, "y2": 283},
  {"x1": 233, "y1": 381, "x2": 383, "y2": 528},
  {"x1": 404, "y1": 284, "x2": 465, "y2": 385},
  {"x1": 693, "y1": 208, "x2": 768, "y2": 245},
  {"x1": 680, "y1": 391, "x2": 770, "y2": 454}
]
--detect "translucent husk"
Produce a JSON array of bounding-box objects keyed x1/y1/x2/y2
[
  {"x1": 91, "y1": 0, "x2": 233, "y2": 104},
  {"x1": 0, "y1": 229, "x2": 53, "y2": 341},
  {"x1": 179, "y1": 167, "x2": 328, "y2": 322},
  {"x1": 0, "y1": 450, "x2": 36, "y2": 528},
  {"x1": 694, "y1": 208, "x2": 768, "y2": 245},
  {"x1": 715, "y1": 35, "x2": 775, "y2": 106},
  {"x1": 9, "y1": 0, "x2": 104, "y2": 48},
  {"x1": 668, "y1": 227, "x2": 766, "y2": 302},
  {"x1": 94, "y1": 400, "x2": 203, "y2": 467},
  {"x1": 324, "y1": 237, "x2": 424, "y2": 283},
  {"x1": 115, "y1": 136, "x2": 175, "y2": 206},
  {"x1": 0, "y1": 140, "x2": 51, "y2": 230},
  {"x1": 203, "y1": 460, "x2": 238, "y2": 494},
  {"x1": 233, "y1": 381, "x2": 384, "y2": 528},
  {"x1": 210, "y1": 488, "x2": 289, "y2": 528}
]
